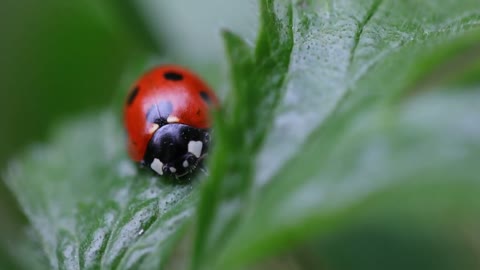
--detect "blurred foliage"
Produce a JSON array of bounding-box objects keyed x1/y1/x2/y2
[
  {"x1": 0, "y1": 0, "x2": 154, "y2": 165},
  {"x1": 2, "y1": 0, "x2": 480, "y2": 270}
]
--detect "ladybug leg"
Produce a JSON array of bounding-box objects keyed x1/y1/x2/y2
[
  {"x1": 169, "y1": 153, "x2": 198, "y2": 178},
  {"x1": 181, "y1": 153, "x2": 197, "y2": 170},
  {"x1": 195, "y1": 153, "x2": 209, "y2": 175},
  {"x1": 197, "y1": 164, "x2": 209, "y2": 176}
]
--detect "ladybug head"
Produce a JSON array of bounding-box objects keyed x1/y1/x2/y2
[{"x1": 143, "y1": 123, "x2": 210, "y2": 178}]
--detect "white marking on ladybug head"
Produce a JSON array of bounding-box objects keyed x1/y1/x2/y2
[
  {"x1": 167, "y1": 115, "x2": 180, "y2": 123},
  {"x1": 150, "y1": 158, "x2": 164, "y2": 175},
  {"x1": 169, "y1": 167, "x2": 177, "y2": 173},
  {"x1": 188, "y1": 141, "x2": 203, "y2": 158},
  {"x1": 183, "y1": 160, "x2": 189, "y2": 168},
  {"x1": 148, "y1": 123, "x2": 160, "y2": 135}
]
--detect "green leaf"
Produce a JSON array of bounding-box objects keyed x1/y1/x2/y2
[
  {"x1": 192, "y1": 0, "x2": 480, "y2": 269},
  {"x1": 5, "y1": 112, "x2": 197, "y2": 270},
  {"x1": 192, "y1": 1, "x2": 293, "y2": 269},
  {"x1": 216, "y1": 88, "x2": 480, "y2": 268}
]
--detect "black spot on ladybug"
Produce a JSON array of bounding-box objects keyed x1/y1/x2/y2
[
  {"x1": 200, "y1": 91, "x2": 211, "y2": 105},
  {"x1": 146, "y1": 101, "x2": 173, "y2": 126},
  {"x1": 164, "y1": 72, "x2": 183, "y2": 81},
  {"x1": 127, "y1": 86, "x2": 139, "y2": 106}
]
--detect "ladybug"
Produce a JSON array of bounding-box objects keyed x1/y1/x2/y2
[{"x1": 124, "y1": 65, "x2": 219, "y2": 178}]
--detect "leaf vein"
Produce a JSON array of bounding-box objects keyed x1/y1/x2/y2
[{"x1": 348, "y1": 0, "x2": 384, "y2": 69}]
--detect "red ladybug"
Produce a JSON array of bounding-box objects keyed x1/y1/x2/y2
[{"x1": 124, "y1": 65, "x2": 219, "y2": 177}]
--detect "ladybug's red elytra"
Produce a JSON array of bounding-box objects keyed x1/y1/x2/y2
[{"x1": 124, "y1": 65, "x2": 219, "y2": 177}]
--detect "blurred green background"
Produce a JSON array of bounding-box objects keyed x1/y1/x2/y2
[{"x1": 0, "y1": 0, "x2": 145, "y2": 218}]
